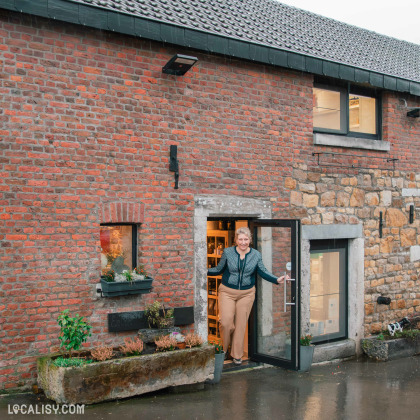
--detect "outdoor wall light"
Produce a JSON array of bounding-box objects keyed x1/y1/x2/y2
[
  {"x1": 400, "y1": 99, "x2": 420, "y2": 118},
  {"x1": 377, "y1": 296, "x2": 391, "y2": 305},
  {"x1": 162, "y1": 54, "x2": 198, "y2": 75}
]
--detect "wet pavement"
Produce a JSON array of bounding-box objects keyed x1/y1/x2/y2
[{"x1": 1, "y1": 356, "x2": 420, "y2": 420}]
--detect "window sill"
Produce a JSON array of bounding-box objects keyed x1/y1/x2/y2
[{"x1": 313, "y1": 133, "x2": 390, "y2": 151}]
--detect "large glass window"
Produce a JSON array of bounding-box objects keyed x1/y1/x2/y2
[
  {"x1": 100, "y1": 224, "x2": 137, "y2": 275},
  {"x1": 313, "y1": 83, "x2": 379, "y2": 138},
  {"x1": 310, "y1": 240, "x2": 347, "y2": 343}
]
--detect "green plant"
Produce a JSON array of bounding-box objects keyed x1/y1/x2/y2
[
  {"x1": 57, "y1": 309, "x2": 92, "y2": 358},
  {"x1": 134, "y1": 265, "x2": 148, "y2": 278},
  {"x1": 122, "y1": 270, "x2": 133, "y2": 282},
  {"x1": 300, "y1": 334, "x2": 312, "y2": 346},
  {"x1": 52, "y1": 356, "x2": 93, "y2": 368},
  {"x1": 211, "y1": 341, "x2": 224, "y2": 354},
  {"x1": 103, "y1": 270, "x2": 115, "y2": 282},
  {"x1": 119, "y1": 337, "x2": 144, "y2": 356},
  {"x1": 155, "y1": 335, "x2": 177, "y2": 352},
  {"x1": 144, "y1": 301, "x2": 174, "y2": 329},
  {"x1": 91, "y1": 345, "x2": 114, "y2": 361}
]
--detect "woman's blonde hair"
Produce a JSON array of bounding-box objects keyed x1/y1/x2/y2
[{"x1": 235, "y1": 227, "x2": 252, "y2": 243}]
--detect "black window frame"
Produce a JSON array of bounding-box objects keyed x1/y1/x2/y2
[
  {"x1": 100, "y1": 223, "x2": 138, "y2": 273},
  {"x1": 309, "y1": 239, "x2": 348, "y2": 345},
  {"x1": 313, "y1": 79, "x2": 382, "y2": 140}
]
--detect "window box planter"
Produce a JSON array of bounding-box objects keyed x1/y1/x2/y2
[
  {"x1": 37, "y1": 344, "x2": 215, "y2": 404},
  {"x1": 361, "y1": 336, "x2": 420, "y2": 361},
  {"x1": 100, "y1": 277, "x2": 153, "y2": 297}
]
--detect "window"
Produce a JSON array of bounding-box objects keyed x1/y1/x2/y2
[
  {"x1": 313, "y1": 82, "x2": 380, "y2": 139},
  {"x1": 309, "y1": 240, "x2": 348, "y2": 343},
  {"x1": 100, "y1": 224, "x2": 137, "y2": 275}
]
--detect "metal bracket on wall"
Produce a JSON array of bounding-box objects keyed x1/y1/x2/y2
[
  {"x1": 379, "y1": 211, "x2": 383, "y2": 238},
  {"x1": 169, "y1": 145, "x2": 179, "y2": 189},
  {"x1": 312, "y1": 152, "x2": 398, "y2": 171}
]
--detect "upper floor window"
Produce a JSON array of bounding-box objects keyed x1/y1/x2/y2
[
  {"x1": 313, "y1": 82, "x2": 380, "y2": 139},
  {"x1": 100, "y1": 224, "x2": 137, "y2": 275}
]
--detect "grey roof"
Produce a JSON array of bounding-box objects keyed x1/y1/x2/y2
[
  {"x1": 2, "y1": 0, "x2": 420, "y2": 94},
  {"x1": 69, "y1": 0, "x2": 420, "y2": 83}
]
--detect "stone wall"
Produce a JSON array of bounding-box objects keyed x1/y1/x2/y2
[{"x1": 286, "y1": 166, "x2": 420, "y2": 335}]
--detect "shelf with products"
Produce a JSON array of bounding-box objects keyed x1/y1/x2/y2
[{"x1": 206, "y1": 230, "x2": 229, "y2": 345}]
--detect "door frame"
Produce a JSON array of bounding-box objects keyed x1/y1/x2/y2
[{"x1": 249, "y1": 218, "x2": 301, "y2": 370}]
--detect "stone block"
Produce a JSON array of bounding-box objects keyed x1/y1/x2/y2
[
  {"x1": 320, "y1": 191, "x2": 335, "y2": 206},
  {"x1": 303, "y1": 193, "x2": 319, "y2": 208},
  {"x1": 350, "y1": 188, "x2": 365, "y2": 207},
  {"x1": 386, "y1": 208, "x2": 407, "y2": 227}
]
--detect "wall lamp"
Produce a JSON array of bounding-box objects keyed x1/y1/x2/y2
[
  {"x1": 400, "y1": 99, "x2": 420, "y2": 118},
  {"x1": 162, "y1": 54, "x2": 198, "y2": 76}
]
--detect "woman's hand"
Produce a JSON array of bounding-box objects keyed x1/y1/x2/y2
[{"x1": 277, "y1": 274, "x2": 290, "y2": 284}]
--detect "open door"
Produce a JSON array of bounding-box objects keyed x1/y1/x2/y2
[{"x1": 249, "y1": 219, "x2": 300, "y2": 370}]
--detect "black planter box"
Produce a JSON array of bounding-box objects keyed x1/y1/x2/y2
[{"x1": 100, "y1": 277, "x2": 153, "y2": 297}]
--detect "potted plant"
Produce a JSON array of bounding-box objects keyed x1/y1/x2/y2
[
  {"x1": 144, "y1": 301, "x2": 175, "y2": 329},
  {"x1": 206, "y1": 342, "x2": 225, "y2": 384},
  {"x1": 299, "y1": 334, "x2": 314, "y2": 372},
  {"x1": 100, "y1": 265, "x2": 153, "y2": 297},
  {"x1": 37, "y1": 310, "x2": 215, "y2": 404}
]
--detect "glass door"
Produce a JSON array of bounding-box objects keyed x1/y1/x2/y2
[{"x1": 249, "y1": 219, "x2": 300, "y2": 370}]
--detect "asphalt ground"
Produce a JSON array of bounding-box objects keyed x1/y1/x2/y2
[{"x1": 1, "y1": 355, "x2": 420, "y2": 420}]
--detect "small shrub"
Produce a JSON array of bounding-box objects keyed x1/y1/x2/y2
[
  {"x1": 103, "y1": 270, "x2": 115, "y2": 282},
  {"x1": 134, "y1": 265, "x2": 148, "y2": 278},
  {"x1": 210, "y1": 341, "x2": 224, "y2": 354},
  {"x1": 53, "y1": 357, "x2": 93, "y2": 368},
  {"x1": 155, "y1": 335, "x2": 177, "y2": 352},
  {"x1": 119, "y1": 337, "x2": 144, "y2": 356},
  {"x1": 57, "y1": 309, "x2": 92, "y2": 358},
  {"x1": 185, "y1": 333, "x2": 203, "y2": 348},
  {"x1": 300, "y1": 335, "x2": 312, "y2": 346},
  {"x1": 91, "y1": 345, "x2": 114, "y2": 361},
  {"x1": 144, "y1": 301, "x2": 174, "y2": 329}
]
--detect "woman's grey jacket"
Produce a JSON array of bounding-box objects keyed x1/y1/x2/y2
[{"x1": 207, "y1": 246, "x2": 278, "y2": 290}]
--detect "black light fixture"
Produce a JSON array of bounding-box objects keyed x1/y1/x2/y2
[
  {"x1": 162, "y1": 54, "x2": 198, "y2": 76},
  {"x1": 407, "y1": 108, "x2": 420, "y2": 118},
  {"x1": 409, "y1": 204, "x2": 414, "y2": 224},
  {"x1": 400, "y1": 99, "x2": 420, "y2": 118}
]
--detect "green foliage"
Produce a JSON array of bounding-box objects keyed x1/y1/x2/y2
[
  {"x1": 53, "y1": 357, "x2": 93, "y2": 368},
  {"x1": 57, "y1": 309, "x2": 92, "y2": 358},
  {"x1": 379, "y1": 328, "x2": 420, "y2": 341},
  {"x1": 211, "y1": 342, "x2": 224, "y2": 354},
  {"x1": 122, "y1": 270, "x2": 133, "y2": 282},
  {"x1": 103, "y1": 270, "x2": 115, "y2": 282},
  {"x1": 300, "y1": 334, "x2": 312, "y2": 346},
  {"x1": 144, "y1": 301, "x2": 174, "y2": 329},
  {"x1": 393, "y1": 329, "x2": 420, "y2": 341},
  {"x1": 134, "y1": 264, "x2": 148, "y2": 278}
]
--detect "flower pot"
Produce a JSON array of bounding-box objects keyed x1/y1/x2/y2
[
  {"x1": 177, "y1": 342, "x2": 186, "y2": 349},
  {"x1": 206, "y1": 351, "x2": 225, "y2": 384},
  {"x1": 299, "y1": 345, "x2": 314, "y2": 372},
  {"x1": 100, "y1": 277, "x2": 153, "y2": 297}
]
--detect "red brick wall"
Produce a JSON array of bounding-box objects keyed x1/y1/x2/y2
[{"x1": 0, "y1": 12, "x2": 419, "y2": 390}]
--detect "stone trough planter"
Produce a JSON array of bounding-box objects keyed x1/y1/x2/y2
[
  {"x1": 37, "y1": 345, "x2": 215, "y2": 404},
  {"x1": 361, "y1": 336, "x2": 420, "y2": 361}
]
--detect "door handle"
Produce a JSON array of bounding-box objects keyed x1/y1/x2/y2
[{"x1": 284, "y1": 272, "x2": 295, "y2": 312}]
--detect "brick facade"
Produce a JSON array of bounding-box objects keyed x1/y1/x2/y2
[{"x1": 0, "y1": 12, "x2": 419, "y2": 390}]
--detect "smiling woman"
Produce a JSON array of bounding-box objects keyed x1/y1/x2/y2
[{"x1": 208, "y1": 227, "x2": 287, "y2": 365}]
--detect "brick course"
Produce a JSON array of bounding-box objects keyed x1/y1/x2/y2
[{"x1": 0, "y1": 12, "x2": 419, "y2": 390}]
